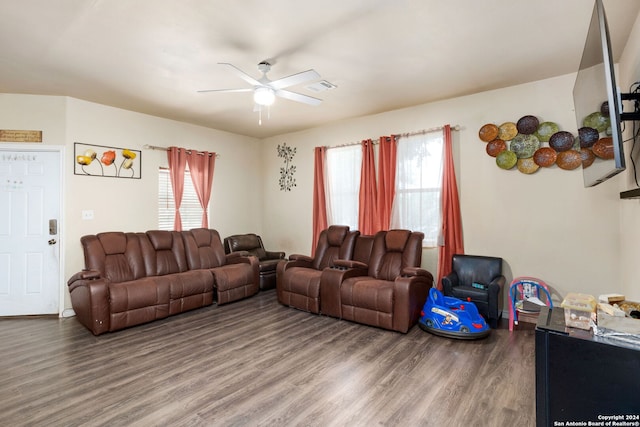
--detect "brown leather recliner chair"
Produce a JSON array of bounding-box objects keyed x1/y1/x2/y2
[
  {"x1": 276, "y1": 225, "x2": 359, "y2": 314},
  {"x1": 224, "y1": 233, "x2": 285, "y2": 290},
  {"x1": 326, "y1": 229, "x2": 433, "y2": 333}
]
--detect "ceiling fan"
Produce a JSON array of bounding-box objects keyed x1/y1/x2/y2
[{"x1": 198, "y1": 61, "x2": 323, "y2": 108}]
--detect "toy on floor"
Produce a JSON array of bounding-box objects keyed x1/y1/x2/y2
[{"x1": 418, "y1": 288, "x2": 491, "y2": 339}]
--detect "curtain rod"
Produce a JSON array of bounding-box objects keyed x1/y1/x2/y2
[
  {"x1": 324, "y1": 124, "x2": 461, "y2": 150},
  {"x1": 143, "y1": 144, "x2": 219, "y2": 158},
  {"x1": 393, "y1": 124, "x2": 461, "y2": 138}
]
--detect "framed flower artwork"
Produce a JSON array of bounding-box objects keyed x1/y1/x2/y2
[{"x1": 74, "y1": 143, "x2": 141, "y2": 179}]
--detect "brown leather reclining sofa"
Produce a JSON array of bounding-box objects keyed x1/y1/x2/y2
[
  {"x1": 277, "y1": 226, "x2": 434, "y2": 333},
  {"x1": 67, "y1": 228, "x2": 259, "y2": 335}
]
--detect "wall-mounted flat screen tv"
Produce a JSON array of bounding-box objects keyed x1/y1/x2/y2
[{"x1": 573, "y1": 0, "x2": 625, "y2": 187}]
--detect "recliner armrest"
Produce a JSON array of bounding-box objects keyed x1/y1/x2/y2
[
  {"x1": 401, "y1": 267, "x2": 432, "y2": 279},
  {"x1": 67, "y1": 269, "x2": 101, "y2": 285},
  {"x1": 288, "y1": 254, "x2": 313, "y2": 263},
  {"x1": 441, "y1": 271, "x2": 460, "y2": 295},
  {"x1": 226, "y1": 251, "x2": 253, "y2": 264},
  {"x1": 393, "y1": 273, "x2": 434, "y2": 333},
  {"x1": 264, "y1": 250, "x2": 285, "y2": 260},
  {"x1": 333, "y1": 259, "x2": 368, "y2": 270},
  {"x1": 319, "y1": 262, "x2": 369, "y2": 318},
  {"x1": 488, "y1": 275, "x2": 506, "y2": 293},
  {"x1": 67, "y1": 277, "x2": 110, "y2": 335}
]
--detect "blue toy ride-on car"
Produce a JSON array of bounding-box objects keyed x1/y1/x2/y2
[{"x1": 419, "y1": 288, "x2": 491, "y2": 339}]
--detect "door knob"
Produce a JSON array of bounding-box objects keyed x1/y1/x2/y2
[{"x1": 48, "y1": 239, "x2": 57, "y2": 245}]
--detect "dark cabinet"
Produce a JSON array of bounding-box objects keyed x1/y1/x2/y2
[{"x1": 535, "y1": 307, "x2": 640, "y2": 426}]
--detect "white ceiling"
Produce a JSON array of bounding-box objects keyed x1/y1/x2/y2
[{"x1": 1, "y1": 0, "x2": 639, "y2": 139}]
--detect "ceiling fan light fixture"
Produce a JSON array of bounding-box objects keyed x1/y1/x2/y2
[{"x1": 254, "y1": 87, "x2": 275, "y2": 106}]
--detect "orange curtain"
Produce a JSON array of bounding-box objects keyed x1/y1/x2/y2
[
  {"x1": 377, "y1": 135, "x2": 397, "y2": 230},
  {"x1": 167, "y1": 147, "x2": 187, "y2": 231},
  {"x1": 358, "y1": 139, "x2": 380, "y2": 234},
  {"x1": 186, "y1": 150, "x2": 216, "y2": 228},
  {"x1": 437, "y1": 125, "x2": 464, "y2": 289},
  {"x1": 312, "y1": 146, "x2": 328, "y2": 256}
]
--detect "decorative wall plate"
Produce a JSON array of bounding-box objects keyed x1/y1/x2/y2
[
  {"x1": 498, "y1": 122, "x2": 518, "y2": 141},
  {"x1": 510, "y1": 134, "x2": 540, "y2": 158},
  {"x1": 517, "y1": 157, "x2": 540, "y2": 174},
  {"x1": 534, "y1": 122, "x2": 559, "y2": 142},
  {"x1": 556, "y1": 150, "x2": 582, "y2": 170},
  {"x1": 533, "y1": 147, "x2": 557, "y2": 167},
  {"x1": 486, "y1": 139, "x2": 506, "y2": 157},
  {"x1": 549, "y1": 131, "x2": 574, "y2": 152},
  {"x1": 516, "y1": 115, "x2": 539, "y2": 135},
  {"x1": 496, "y1": 150, "x2": 517, "y2": 169},
  {"x1": 479, "y1": 124, "x2": 499, "y2": 142}
]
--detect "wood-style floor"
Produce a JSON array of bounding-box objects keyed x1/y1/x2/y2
[{"x1": 0, "y1": 290, "x2": 536, "y2": 427}]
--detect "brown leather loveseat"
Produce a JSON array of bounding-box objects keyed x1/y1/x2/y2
[
  {"x1": 67, "y1": 228, "x2": 259, "y2": 335},
  {"x1": 277, "y1": 227, "x2": 433, "y2": 333}
]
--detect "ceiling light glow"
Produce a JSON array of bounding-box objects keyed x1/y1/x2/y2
[{"x1": 254, "y1": 87, "x2": 275, "y2": 106}]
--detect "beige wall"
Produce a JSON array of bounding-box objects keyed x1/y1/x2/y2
[
  {"x1": 0, "y1": 94, "x2": 262, "y2": 313},
  {"x1": 260, "y1": 73, "x2": 624, "y2": 302},
  {"x1": 618, "y1": 10, "x2": 640, "y2": 301},
  {"x1": 5, "y1": 12, "x2": 640, "y2": 312}
]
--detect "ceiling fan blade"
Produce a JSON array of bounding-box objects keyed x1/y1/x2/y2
[
  {"x1": 275, "y1": 89, "x2": 322, "y2": 106},
  {"x1": 197, "y1": 88, "x2": 253, "y2": 94},
  {"x1": 218, "y1": 62, "x2": 261, "y2": 86},
  {"x1": 269, "y1": 69, "x2": 320, "y2": 90}
]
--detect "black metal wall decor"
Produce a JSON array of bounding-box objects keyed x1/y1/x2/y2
[
  {"x1": 277, "y1": 143, "x2": 296, "y2": 191},
  {"x1": 74, "y1": 142, "x2": 141, "y2": 178}
]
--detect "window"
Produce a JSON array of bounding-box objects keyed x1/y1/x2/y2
[
  {"x1": 158, "y1": 167, "x2": 208, "y2": 230},
  {"x1": 390, "y1": 131, "x2": 444, "y2": 247},
  {"x1": 325, "y1": 145, "x2": 361, "y2": 229}
]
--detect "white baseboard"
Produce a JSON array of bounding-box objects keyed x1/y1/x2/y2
[{"x1": 61, "y1": 308, "x2": 76, "y2": 318}]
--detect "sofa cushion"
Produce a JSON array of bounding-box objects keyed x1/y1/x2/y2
[
  {"x1": 340, "y1": 276, "x2": 394, "y2": 330},
  {"x1": 369, "y1": 230, "x2": 416, "y2": 281},
  {"x1": 311, "y1": 225, "x2": 356, "y2": 271},
  {"x1": 157, "y1": 270, "x2": 214, "y2": 315},
  {"x1": 341, "y1": 276, "x2": 394, "y2": 314},
  {"x1": 81, "y1": 232, "x2": 146, "y2": 283},
  {"x1": 141, "y1": 230, "x2": 188, "y2": 276},
  {"x1": 225, "y1": 234, "x2": 270, "y2": 260},
  {"x1": 450, "y1": 285, "x2": 489, "y2": 302},
  {"x1": 183, "y1": 228, "x2": 227, "y2": 270},
  {"x1": 278, "y1": 266, "x2": 323, "y2": 313},
  {"x1": 228, "y1": 234, "x2": 260, "y2": 251},
  {"x1": 212, "y1": 264, "x2": 254, "y2": 292},
  {"x1": 212, "y1": 263, "x2": 257, "y2": 304},
  {"x1": 249, "y1": 247, "x2": 268, "y2": 260},
  {"x1": 109, "y1": 277, "x2": 170, "y2": 313}
]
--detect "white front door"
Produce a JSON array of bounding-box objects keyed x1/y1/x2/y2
[{"x1": 0, "y1": 148, "x2": 61, "y2": 315}]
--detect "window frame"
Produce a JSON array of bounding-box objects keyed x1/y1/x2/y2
[{"x1": 390, "y1": 131, "x2": 444, "y2": 247}]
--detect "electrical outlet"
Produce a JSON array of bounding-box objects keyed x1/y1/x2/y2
[{"x1": 82, "y1": 210, "x2": 94, "y2": 220}]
